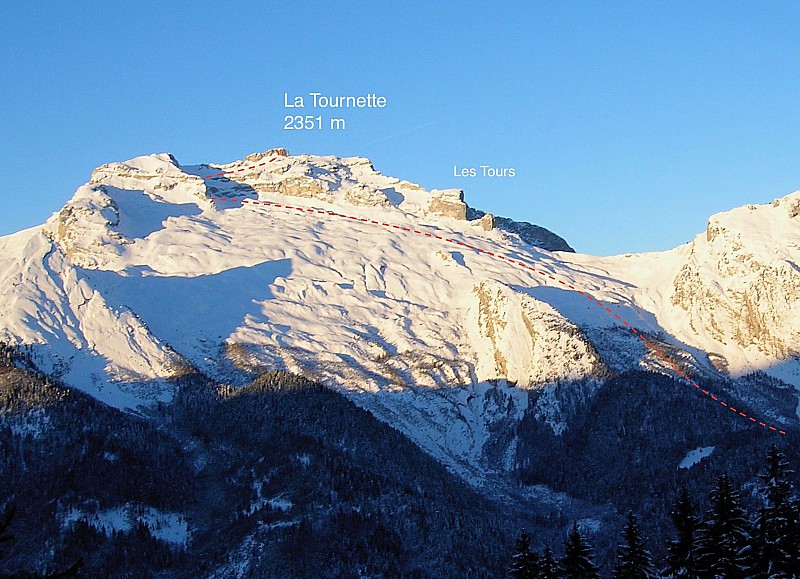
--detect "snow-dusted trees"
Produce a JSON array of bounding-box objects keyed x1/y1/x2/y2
[
  {"x1": 509, "y1": 530, "x2": 539, "y2": 578},
  {"x1": 666, "y1": 487, "x2": 700, "y2": 578},
  {"x1": 538, "y1": 545, "x2": 560, "y2": 579},
  {"x1": 508, "y1": 444, "x2": 800, "y2": 577},
  {"x1": 612, "y1": 512, "x2": 656, "y2": 579},
  {"x1": 694, "y1": 473, "x2": 751, "y2": 578},
  {"x1": 561, "y1": 523, "x2": 599, "y2": 579},
  {"x1": 749, "y1": 444, "x2": 800, "y2": 578}
]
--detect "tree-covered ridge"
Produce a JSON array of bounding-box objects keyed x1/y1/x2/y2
[
  {"x1": 2, "y1": 341, "x2": 799, "y2": 578},
  {"x1": 1, "y1": 344, "x2": 516, "y2": 577},
  {"x1": 509, "y1": 444, "x2": 800, "y2": 578}
]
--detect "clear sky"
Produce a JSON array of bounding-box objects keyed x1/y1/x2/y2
[{"x1": 1, "y1": 1, "x2": 799, "y2": 255}]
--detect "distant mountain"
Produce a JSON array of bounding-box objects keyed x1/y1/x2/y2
[{"x1": 1, "y1": 149, "x2": 799, "y2": 575}]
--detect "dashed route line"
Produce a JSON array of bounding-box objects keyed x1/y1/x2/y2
[
  {"x1": 202, "y1": 164, "x2": 787, "y2": 436},
  {"x1": 203, "y1": 156, "x2": 281, "y2": 178}
]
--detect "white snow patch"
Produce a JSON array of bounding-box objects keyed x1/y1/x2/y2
[
  {"x1": 679, "y1": 446, "x2": 715, "y2": 469},
  {"x1": 8, "y1": 409, "x2": 50, "y2": 438},
  {"x1": 267, "y1": 496, "x2": 293, "y2": 512},
  {"x1": 577, "y1": 517, "x2": 602, "y2": 534},
  {"x1": 62, "y1": 504, "x2": 190, "y2": 545}
]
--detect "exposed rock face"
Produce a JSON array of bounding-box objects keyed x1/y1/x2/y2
[
  {"x1": 253, "y1": 176, "x2": 332, "y2": 200},
  {"x1": 199, "y1": 151, "x2": 574, "y2": 253},
  {"x1": 426, "y1": 189, "x2": 468, "y2": 220},
  {"x1": 43, "y1": 185, "x2": 125, "y2": 268},
  {"x1": 45, "y1": 154, "x2": 209, "y2": 269},
  {"x1": 244, "y1": 148, "x2": 289, "y2": 163},
  {"x1": 472, "y1": 212, "x2": 494, "y2": 231},
  {"x1": 89, "y1": 153, "x2": 207, "y2": 196},
  {"x1": 671, "y1": 190, "x2": 800, "y2": 361},
  {"x1": 344, "y1": 183, "x2": 389, "y2": 207},
  {"x1": 468, "y1": 281, "x2": 606, "y2": 387},
  {"x1": 466, "y1": 208, "x2": 574, "y2": 252}
]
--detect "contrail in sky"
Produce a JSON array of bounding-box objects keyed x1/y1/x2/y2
[{"x1": 367, "y1": 121, "x2": 436, "y2": 144}]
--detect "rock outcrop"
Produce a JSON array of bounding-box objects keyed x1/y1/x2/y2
[
  {"x1": 426, "y1": 189, "x2": 468, "y2": 220},
  {"x1": 671, "y1": 190, "x2": 800, "y2": 362}
]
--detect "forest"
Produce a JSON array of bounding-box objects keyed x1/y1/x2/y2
[{"x1": 1, "y1": 342, "x2": 798, "y2": 577}]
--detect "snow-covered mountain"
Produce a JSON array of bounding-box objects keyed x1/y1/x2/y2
[{"x1": 1, "y1": 149, "x2": 798, "y2": 483}]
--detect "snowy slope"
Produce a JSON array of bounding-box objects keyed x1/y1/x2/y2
[
  {"x1": 564, "y1": 193, "x2": 800, "y2": 384},
  {"x1": 1, "y1": 149, "x2": 798, "y2": 481}
]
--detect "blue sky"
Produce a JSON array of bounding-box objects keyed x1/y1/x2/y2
[{"x1": 1, "y1": 1, "x2": 798, "y2": 255}]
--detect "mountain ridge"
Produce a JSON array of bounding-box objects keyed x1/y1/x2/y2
[{"x1": 1, "y1": 149, "x2": 798, "y2": 487}]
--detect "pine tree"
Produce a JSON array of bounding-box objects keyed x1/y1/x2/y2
[
  {"x1": 612, "y1": 512, "x2": 656, "y2": 579},
  {"x1": 539, "y1": 545, "x2": 561, "y2": 579},
  {"x1": 510, "y1": 530, "x2": 539, "y2": 578},
  {"x1": 561, "y1": 523, "x2": 599, "y2": 579},
  {"x1": 666, "y1": 487, "x2": 700, "y2": 578},
  {"x1": 749, "y1": 444, "x2": 800, "y2": 578},
  {"x1": 695, "y1": 473, "x2": 751, "y2": 579}
]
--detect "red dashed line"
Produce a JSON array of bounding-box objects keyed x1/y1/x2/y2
[
  {"x1": 205, "y1": 191, "x2": 788, "y2": 436},
  {"x1": 201, "y1": 151, "x2": 284, "y2": 179}
]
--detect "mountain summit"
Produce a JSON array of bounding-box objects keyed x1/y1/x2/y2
[{"x1": 1, "y1": 149, "x2": 798, "y2": 482}]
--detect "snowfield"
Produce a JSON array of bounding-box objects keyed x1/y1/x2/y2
[{"x1": 1, "y1": 149, "x2": 798, "y2": 483}]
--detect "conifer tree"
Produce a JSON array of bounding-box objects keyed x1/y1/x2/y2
[
  {"x1": 666, "y1": 487, "x2": 700, "y2": 578},
  {"x1": 561, "y1": 523, "x2": 599, "y2": 579},
  {"x1": 749, "y1": 444, "x2": 800, "y2": 578},
  {"x1": 510, "y1": 530, "x2": 539, "y2": 578},
  {"x1": 539, "y1": 545, "x2": 561, "y2": 579},
  {"x1": 695, "y1": 473, "x2": 751, "y2": 578},
  {"x1": 612, "y1": 512, "x2": 656, "y2": 579}
]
